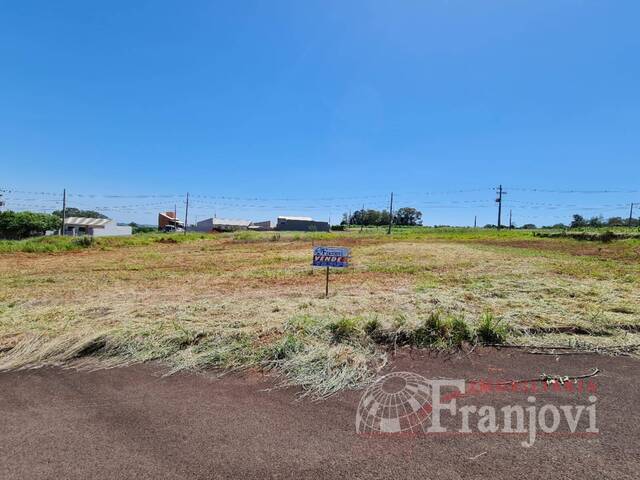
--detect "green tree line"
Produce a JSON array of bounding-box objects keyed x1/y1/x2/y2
[
  {"x1": 0, "y1": 211, "x2": 61, "y2": 239},
  {"x1": 342, "y1": 207, "x2": 423, "y2": 226}
]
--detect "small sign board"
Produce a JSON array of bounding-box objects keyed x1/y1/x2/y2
[{"x1": 312, "y1": 246, "x2": 351, "y2": 268}]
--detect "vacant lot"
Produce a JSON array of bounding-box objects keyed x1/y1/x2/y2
[{"x1": 1, "y1": 229, "x2": 639, "y2": 395}]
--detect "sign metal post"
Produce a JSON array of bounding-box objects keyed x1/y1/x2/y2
[{"x1": 312, "y1": 246, "x2": 351, "y2": 298}]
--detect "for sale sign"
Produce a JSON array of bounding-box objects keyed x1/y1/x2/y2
[{"x1": 312, "y1": 246, "x2": 351, "y2": 268}]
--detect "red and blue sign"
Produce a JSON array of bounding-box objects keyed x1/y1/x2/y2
[{"x1": 312, "y1": 246, "x2": 351, "y2": 268}]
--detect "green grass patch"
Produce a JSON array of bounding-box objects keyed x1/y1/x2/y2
[{"x1": 476, "y1": 312, "x2": 509, "y2": 343}]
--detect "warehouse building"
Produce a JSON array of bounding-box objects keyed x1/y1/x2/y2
[
  {"x1": 275, "y1": 216, "x2": 330, "y2": 232},
  {"x1": 196, "y1": 217, "x2": 251, "y2": 232}
]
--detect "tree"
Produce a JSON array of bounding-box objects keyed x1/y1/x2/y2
[
  {"x1": 52, "y1": 207, "x2": 108, "y2": 219},
  {"x1": 570, "y1": 214, "x2": 586, "y2": 228},
  {"x1": 346, "y1": 207, "x2": 420, "y2": 227},
  {"x1": 587, "y1": 216, "x2": 604, "y2": 228},
  {"x1": 606, "y1": 217, "x2": 625, "y2": 227},
  {"x1": 0, "y1": 211, "x2": 61, "y2": 239},
  {"x1": 394, "y1": 207, "x2": 423, "y2": 226},
  {"x1": 521, "y1": 223, "x2": 537, "y2": 229}
]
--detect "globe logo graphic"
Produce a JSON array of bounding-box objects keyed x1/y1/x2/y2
[{"x1": 356, "y1": 372, "x2": 432, "y2": 435}]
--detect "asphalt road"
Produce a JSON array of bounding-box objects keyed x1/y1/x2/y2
[{"x1": 1, "y1": 348, "x2": 638, "y2": 479}]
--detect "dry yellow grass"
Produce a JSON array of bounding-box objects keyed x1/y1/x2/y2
[{"x1": 1, "y1": 231, "x2": 638, "y2": 393}]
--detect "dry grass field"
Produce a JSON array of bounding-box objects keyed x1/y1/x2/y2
[{"x1": 1, "y1": 229, "x2": 639, "y2": 396}]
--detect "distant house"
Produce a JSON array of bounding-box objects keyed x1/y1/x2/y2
[
  {"x1": 158, "y1": 211, "x2": 184, "y2": 231},
  {"x1": 275, "y1": 216, "x2": 330, "y2": 232},
  {"x1": 196, "y1": 218, "x2": 251, "y2": 232},
  {"x1": 63, "y1": 217, "x2": 132, "y2": 237}
]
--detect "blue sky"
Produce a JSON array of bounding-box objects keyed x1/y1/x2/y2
[{"x1": 1, "y1": 0, "x2": 639, "y2": 226}]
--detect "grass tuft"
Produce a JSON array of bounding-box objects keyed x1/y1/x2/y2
[
  {"x1": 412, "y1": 311, "x2": 473, "y2": 348},
  {"x1": 476, "y1": 312, "x2": 509, "y2": 344},
  {"x1": 327, "y1": 317, "x2": 360, "y2": 343}
]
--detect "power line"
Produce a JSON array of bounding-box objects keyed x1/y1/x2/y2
[{"x1": 507, "y1": 187, "x2": 640, "y2": 194}]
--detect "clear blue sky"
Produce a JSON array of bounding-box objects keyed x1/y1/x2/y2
[{"x1": 1, "y1": 0, "x2": 639, "y2": 226}]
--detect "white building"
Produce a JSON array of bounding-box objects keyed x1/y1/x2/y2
[{"x1": 63, "y1": 217, "x2": 132, "y2": 237}]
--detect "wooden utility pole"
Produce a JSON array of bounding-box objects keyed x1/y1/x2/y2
[
  {"x1": 474, "y1": 215, "x2": 477, "y2": 228},
  {"x1": 495, "y1": 185, "x2": 507, "y2": 229},
  {"x1": 61, "y1": 188, "x2": 67, "y2": 235},
  {"x1": 360, "y1": 204, "x2": 364, "y2": 232},
  {"x1": 629, "y1": 203, "x2": 635, "y2": 227},
  {"x1": 387, "y1": 192, "x2": 394, "y2": 234},
  {"x1": 184, "y1": 192, "x2": 189, "y2": 235},
  {"x1": 509, "y1": 209, "x2": 513, "y2": 229}
]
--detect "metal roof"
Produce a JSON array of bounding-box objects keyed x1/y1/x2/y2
[
  {"x1": 202, "y1": 218, "x2": 252, "y2": 227},
  {"x1": 64, "y1": 217, "x2": 111, "y2": 227},
  {"x1": 277, "y1": 216, "x2": 313, "y2": 221}
]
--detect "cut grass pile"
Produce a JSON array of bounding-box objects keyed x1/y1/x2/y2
[
  {"x1": 0, "y1": 311, "x2": 508, "y2": 397},
  {"x1": 0, "y1": 229, "x2": 638, "y2": 396}
]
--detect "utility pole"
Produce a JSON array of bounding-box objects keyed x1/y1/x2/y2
[
  {"x1": 347, "y1": 209, "x2": 351, "y2": 229},
  {"x1": 184, "y1": 192, "x2": 189, "y2": 235},
  {"x1": 474, "y1": 215, "x2": 477, "y2": 228},
  {"x1": 387, "y1": 192, "x2": 394, "y2": 235},
  {"x1": 509, "y1": 209, "x2": 513, "y2": 229},
  {"x1": 495, "y1": 185, "x2": 507, "y2": 229},
  {"x1": 630, "y1": 203, "x2": 635, "y2": 227},
  {"x1": 360, "y1": 204, "x2": 364, "y2": 233},
  {"x1": 174, "y1": 204, "x2": 177, "y2": 230},
  {"x1": 61, "y1": 188, "x2": 67, "y2": 235}
]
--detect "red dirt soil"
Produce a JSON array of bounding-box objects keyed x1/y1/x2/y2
[{"x1": 1, "y1": 348, "x2": 638, "y2": 479}]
